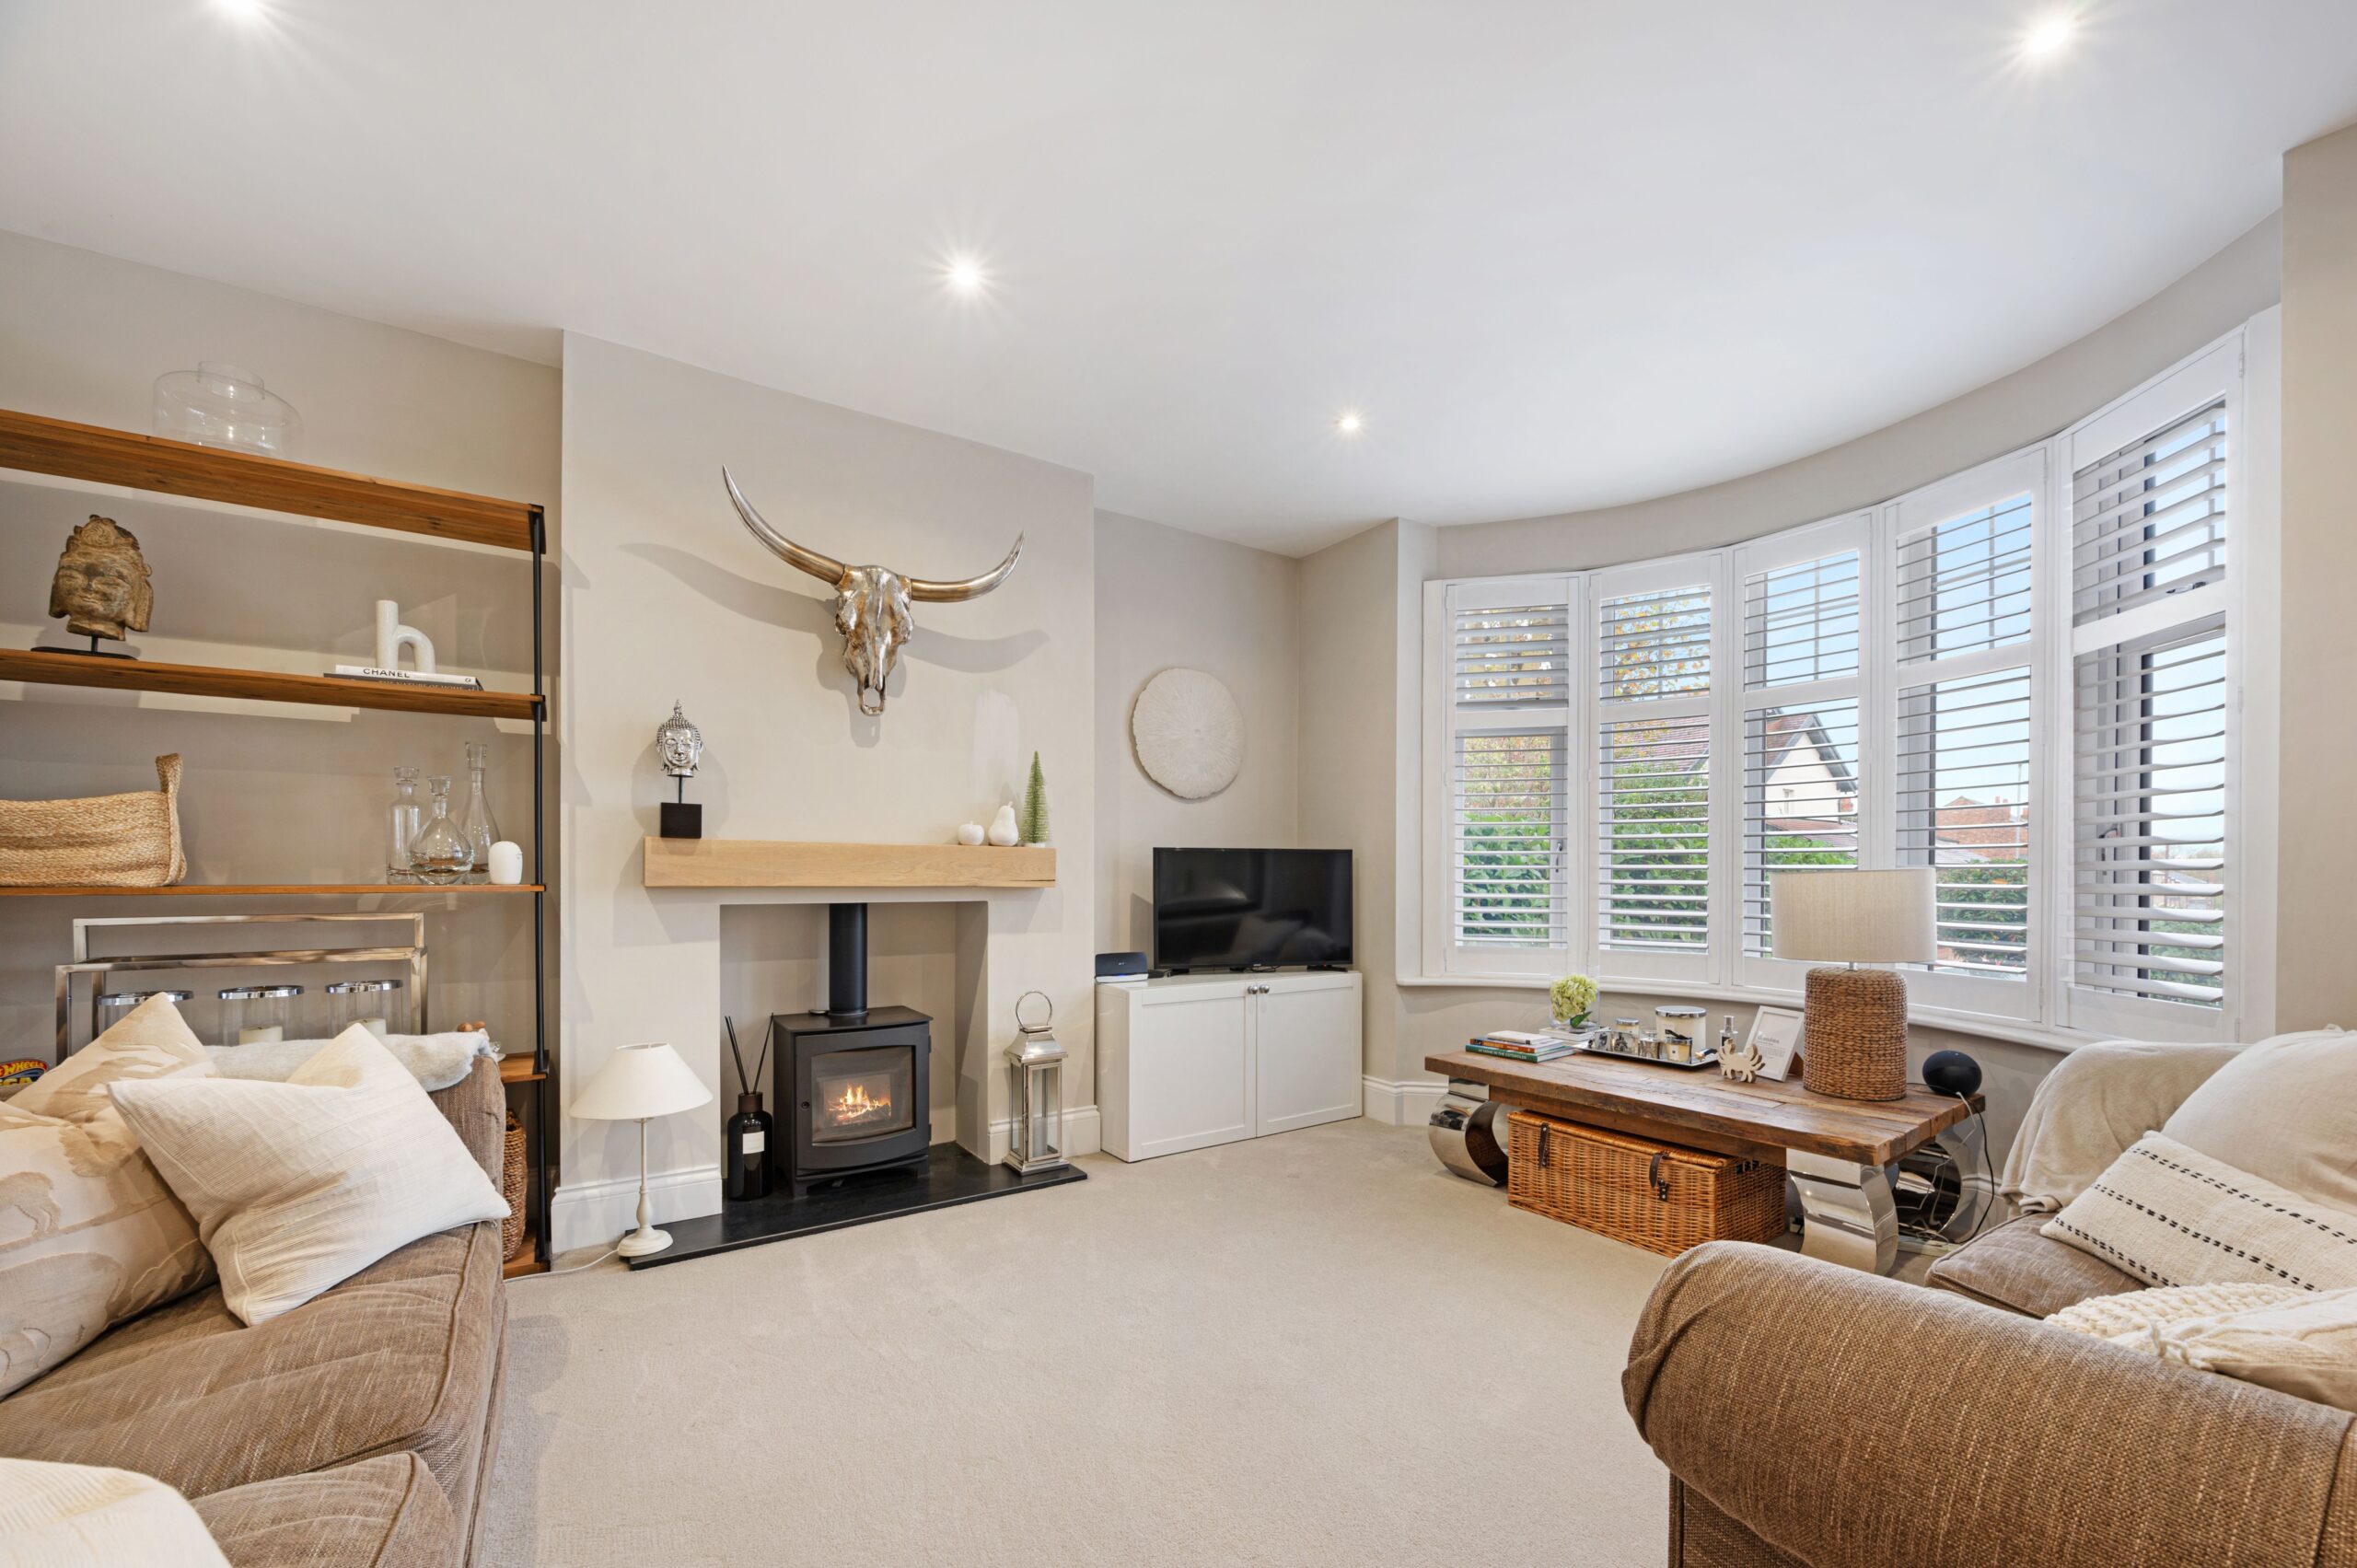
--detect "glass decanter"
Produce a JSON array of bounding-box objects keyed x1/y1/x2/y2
[
  {"x1": 459, "y1": 741, "x2": 501, "y2": 883},
  {"x1": 386, "y1": 766, "x2": 423, "y2": 881},
  {"x1": 407, "y1": 775, "x2": 474, "y2": 884}
]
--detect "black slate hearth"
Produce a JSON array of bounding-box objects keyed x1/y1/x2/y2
[{"x1": 626, "y1": 1144, "x2": 1086, "y2": 1269}]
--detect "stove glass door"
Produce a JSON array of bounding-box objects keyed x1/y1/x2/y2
[{"x1": 809, "y1": 1047, "x2": 916, "y2": 1144}]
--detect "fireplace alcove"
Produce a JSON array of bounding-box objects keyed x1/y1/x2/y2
[{"x1": 631, "y1": 894, "x2": 1084, "y2": 1268}]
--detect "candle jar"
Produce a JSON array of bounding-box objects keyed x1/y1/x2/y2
[
  {"x1": 327, "y1": 979, "x2": 403, "y2": 1040},
  {"x1": 94, "y1": 989, "x2": 193, "y2": 1040},
  {"x1": 1608, "y1": 1017, "x2": 1643, "y2": 1056},
  {"x1": 218, "y1": 984, "x2": 302, "y2": 1047},
  {"x1": 1655, "y1": 1005, "x2": 1709, "y2": 1065}
]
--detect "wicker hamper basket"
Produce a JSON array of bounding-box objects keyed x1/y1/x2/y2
[
  {"x1": 502, "y1": 1112, "x2": 528, "y2": 1261},
  {"x1": 1507, "y1": 1109, "x2": 1786, "y2": 1257},
  {"x1": 0, "y1": 753, "x2": 185, "y2": 888}
]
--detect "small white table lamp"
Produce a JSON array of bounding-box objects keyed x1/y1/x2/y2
[{"x1": 572, "y1": 1041, "x2": 713, "y2": 1259}]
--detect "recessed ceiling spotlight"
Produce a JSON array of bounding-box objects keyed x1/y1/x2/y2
[
  {"x1": 215, "y1": 0, "x2": 269, "y2": 20},
  {"x1": 2022, "y1": 12, "x2": 2076, "y2": 57},
  {"x1": 1336, "y1": 412, "x2": 1364, "y2": 435},
  {"x1": 945, "y1": 255, "x2": 986, "y2": 296}
]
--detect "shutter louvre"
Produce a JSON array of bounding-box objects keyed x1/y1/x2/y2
[
  {"x1": 1897, "y1": 668, "x2": 2033, "y2": 981},
  {"x1": 1898, "y1": 494, "x2": 2034, "y2": 664},
  {"x1": 1599, "y1": 586, "x2": 1712, "y2": 703},
  {"x1": 2072, "y1": 402, "x2": 2227, "y2": 627},
  {"x1": 1598, "y1": 714, "x2": 1710, "y2": 950}
]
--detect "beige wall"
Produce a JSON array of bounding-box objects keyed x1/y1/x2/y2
[
  {"x1": 1093, "y1": 509, "x2": 1301, "y2": 954},
  {"x1": 2277, "y1": 124, "x2": 2357, "y2": 1033},
  {"x1": 555, "y1": 333, "x2": 1097, "y2": 1250},
  {"x1": 0, "y1": 229, "x2": 558, "y2": 1064},
  {"x1": 1302, "y1": 215, "x2": 2293, "y2": 1162}
]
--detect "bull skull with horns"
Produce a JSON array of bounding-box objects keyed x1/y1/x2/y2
[{"x1": 725, "y1": 468, "x2": 1024, "y2": 715}]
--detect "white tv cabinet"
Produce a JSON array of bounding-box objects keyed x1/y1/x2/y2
[{"x1": 1096, "y1": 970, "x2": 1364, "y2": 1161}]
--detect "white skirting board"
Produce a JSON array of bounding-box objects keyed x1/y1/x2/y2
[
  {"x1": 549, "y1": 1108, "x2": 1101, "y2": 1255},
  {"x1": 1360, "y1": 1076, "x2": 1448, "y2": 1127}
]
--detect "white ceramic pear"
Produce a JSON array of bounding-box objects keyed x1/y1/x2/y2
[{"x1": 987, "y1": 804, "x2": 1020, "y2": 846}]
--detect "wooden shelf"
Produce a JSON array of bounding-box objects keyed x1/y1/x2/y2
[
  {"x1": 0, "y1": 649, "x2": 540, "y2": 719},
  {"x1": 0, "y1": 882, "x2": 543, "y2": 898},
  {"x1": 502, "y1": 1255, "x2": 549, "y2": 1279},
  {"x1": 643, "y1": 837, "x2": 1057, "y2": 890},
  {"x1": 0, "y1": 408, "x2": 540, "y2": 552},
  {"x1": 498, "y1": 1056, "x2": 547, "y2": 1084}
]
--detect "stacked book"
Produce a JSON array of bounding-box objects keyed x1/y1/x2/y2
[
  {"x1": 328, "y1": 665, "x2": 486, "y2": 691},
  {"x1": 1466, "y1": 1028, "x2": 1579, "y2": 1063}
]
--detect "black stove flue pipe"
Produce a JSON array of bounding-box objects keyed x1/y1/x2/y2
[{"x1": 827, "y1": 902, "x2": 869, "y2": 1019}]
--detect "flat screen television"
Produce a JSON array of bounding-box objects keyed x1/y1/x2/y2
[{"x1": 1152, "y1": 848, "x2": 1353, "y2": 973}]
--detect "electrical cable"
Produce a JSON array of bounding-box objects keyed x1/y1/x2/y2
[{"x1": 508, "y1": 1247, "x2": 621, "y2": 1279}]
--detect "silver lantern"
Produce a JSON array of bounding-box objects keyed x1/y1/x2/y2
[{"x1": 1004, "y1": 990, "x2": 1067, "y2": 1173}]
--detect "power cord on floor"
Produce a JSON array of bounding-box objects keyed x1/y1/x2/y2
[{"x1": 509, "y1": 1248, "x2": 620, "y2": 1279}]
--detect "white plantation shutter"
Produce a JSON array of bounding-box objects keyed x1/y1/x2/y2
[
  {"x1": 1897, "y1": 668, "x2": 2033, "y2": 981},
  {"x1": 1594, "y1": 568, "x2": 1714, "y2": 970},
  {"x1": 2067, "y1": 342, "x2": 2239, "y2": 1030},
  {"x1": 1888, "y1": 455, "x2": 2043, "y2": 1016},
  {"x1": 1441, "y1": 579, "x2": 1575, "y2": 968},
  {"x1": 1736, "y1": 525, "x2": 1865, "y2": 967},
  {"x1": 2073, "y1": 621, "x2": 2228, "y2": 1008},
  {"x1": 2073, "y1": 403, "x2": 2227, "y2": 626}
]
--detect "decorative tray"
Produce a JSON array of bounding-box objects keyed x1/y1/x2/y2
[{"x1": 1573, "y1": 1041, "x2": 1721, "y2": 1072}]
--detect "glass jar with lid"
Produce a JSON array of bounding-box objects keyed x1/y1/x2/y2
[
  {"x1": 327, "y1": 979, "x2": 403, "y2": 1040},
  {"x1": 218, "y1": 984, "x2": 303, "y2": 1047},
  {"x1": 94, "y1": 989, "x2": 193, "y2": 1039}
]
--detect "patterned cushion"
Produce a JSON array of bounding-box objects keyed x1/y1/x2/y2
[
  {"x1": 0, "y1": 997, "x2": 215, "y2": 1397},
  {"x1": 2047, "y1": 1283, "x2": 2308, "y2": 1338},
  {"x1": 2042, "y1": 1132, "x2": 2357, "y2": 1291}
]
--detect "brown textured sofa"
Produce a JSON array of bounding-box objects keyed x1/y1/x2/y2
[
  {"x1": 1623, "y1": 1232, "x2": 2357, "y2": 1567},
  {"x1": 0, "y1": 1056, "x2": 510, "y2": 1566}
]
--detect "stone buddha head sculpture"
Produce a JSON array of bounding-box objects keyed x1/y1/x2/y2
[{"x1": 49, "y1": 515, "x2": 154, "y2": 643}]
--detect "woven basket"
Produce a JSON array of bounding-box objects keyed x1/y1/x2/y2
[
  {"x1": 1507, "y1": 1110, "x2": 1785, "y2": 1257},
  {"x1": 1798, "y1": 966, "x2": 1910, "y2": 1101},
  {"x1": 0, "y1": 754, "x2": 185, "y2": 888},
  {"x1": 501, "y1": 1111, "x2": 528, "y2": 1262}
]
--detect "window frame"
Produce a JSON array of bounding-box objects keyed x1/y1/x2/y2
[{"x1": 1416, "y1": 321, "x2": 2275, "y2": 1048}]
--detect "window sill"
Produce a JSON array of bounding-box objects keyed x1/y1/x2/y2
[{"x1": 1396, "y1": 972, "x2": 2122, "y2": 1055}]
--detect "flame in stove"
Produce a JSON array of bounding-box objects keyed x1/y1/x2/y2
[{"x1": 827, "y1": 1080, "x2": 893, "y2": 1125}]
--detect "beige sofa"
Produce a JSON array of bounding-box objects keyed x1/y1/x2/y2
[
  {"x1": 1626, "y1": 1208, "x2": 2357, "y2": 1565},
  {"x1": 0, "y1": 1057, "x2": 510, "y2": 1566}
]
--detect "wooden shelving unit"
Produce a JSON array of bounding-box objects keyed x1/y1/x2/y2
[
  {"x1": 3, "y1": 405, "x2": 556, "y2": 1273},
  {"x1": 0, "y1": 650, "x2": 540, "y2": 719},
  {"x1": 644, "y1": 837, "x2": 1057, "y2": 889},
  {"x1": 0, "y1": 883, "x2": 545, "y2": 899}
]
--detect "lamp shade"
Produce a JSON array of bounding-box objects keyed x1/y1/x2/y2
[
  {"x1": 571, "y1": 1041, "x2": 713, "y2": 1122},
  {"x1": 1771, "y1": 869, "x2": 1936, "y2": 965}
]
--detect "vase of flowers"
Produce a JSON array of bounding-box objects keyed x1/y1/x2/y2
[{"x1": 1549, "y1": 973, "x2": 1599, "y2": 1037}]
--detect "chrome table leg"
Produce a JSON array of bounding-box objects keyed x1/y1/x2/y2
[{"x1": 1789, "y1": 1149, "x2": 1899, "y2": 1274}]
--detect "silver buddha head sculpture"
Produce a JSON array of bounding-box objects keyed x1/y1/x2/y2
[{"x1": 656, "y1": 701, "x2": 704, "y2": 779}]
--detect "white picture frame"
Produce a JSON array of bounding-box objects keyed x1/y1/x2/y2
[{"x1": 1745, "y1": 1005, "x2": 1804, "y2": 1083}]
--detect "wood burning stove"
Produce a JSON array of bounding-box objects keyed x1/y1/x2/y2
[{"x1": 773, "y1": 903, "x2": 931, "y2": 1197}]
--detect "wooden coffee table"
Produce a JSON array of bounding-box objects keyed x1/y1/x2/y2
[{"x1": 1426, "y1": 1049, "x2": 1983, "y2": 1274}]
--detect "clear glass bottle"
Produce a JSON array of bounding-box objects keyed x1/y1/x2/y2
[
  {"x1": 408, "y1": 775, "x2": 474, "y2": 884},
  {"x1": 152, "y1": 362, "x2": 302, "y2": 456},
  {"x1": 94, "y1": 989, "x2": 192, "y2": 1040},
  {"x1": 327, "y1": 978, "x2": 403, "y2": 1040},
  {"x1": 387, "y1": 766, "x2": 423, "y2": 881},
  {"x1": 459, "y1": 741, "x2": 500, "y2": 883}
]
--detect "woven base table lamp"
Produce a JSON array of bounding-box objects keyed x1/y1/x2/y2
[
  {"x1": 572, "y1": 1041, "x2": 713, "y2": 1259},
  {"x1": 1771, "y1": 869, "x2": 1935, "y2": 1102}
]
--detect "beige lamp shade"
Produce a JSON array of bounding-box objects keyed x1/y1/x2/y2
[
  {"x1": 1771, "y1": 869, "x2": 1936, "y2": 965},
  {"x1": 572, "y1": 1041, "x2": 713, "y2": 1122}
]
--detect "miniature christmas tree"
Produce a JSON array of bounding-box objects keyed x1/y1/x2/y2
[{"x1": 1020, "y1": 751, "x2": 1051, "y2": 844}]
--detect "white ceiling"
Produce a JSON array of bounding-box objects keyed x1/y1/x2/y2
[{"x1": 4, "y1": 3, "x2": 2354, "y2": 554}]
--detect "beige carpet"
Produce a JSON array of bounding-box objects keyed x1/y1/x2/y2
[{"x1": 483, "y1": 1119, "x2": 1673, "y2": 1566}]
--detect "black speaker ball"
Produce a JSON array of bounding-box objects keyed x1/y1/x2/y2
[{"x1": 1922, "y1": 1049, "x2": 1982, "y2": 1097}]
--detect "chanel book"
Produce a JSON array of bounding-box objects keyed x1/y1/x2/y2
[{"x1": 330, "y1": 665, "x2": 484, "y2": 690}]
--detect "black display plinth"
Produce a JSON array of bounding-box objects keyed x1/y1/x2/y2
[
  {"x1": 626, "y1": 1144, "x2": 1085, "y2": 1268},
  {"x1": 658, "y1": 801, "x2": 702, "y2": 839}
]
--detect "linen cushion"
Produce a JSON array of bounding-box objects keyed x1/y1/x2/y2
[
  {"x1": 109, "y1": 1027, "x2": 506, "y2": 1325},
  {"x1": 192, "y1": 1453, "x2": 459, "y2": 1568},
  {"x1": 1924, "y1": 1214, "x2": 2142, "y2": 1318},
  {"x1": 2042, "y1": 1132, "x2": 2357, "y2": 1290},
  {"x1": 2163, "y1": 1028, "x2": 2357, "y2": 1213},
  {"x1": 2046, "y1": 1282, "x2": 2307, "y2": 1339},
  {"x1": 0, "y1": 996, "x2": 214, "y2": 1397},
  {"x1": 0, "y1": 1457, "x2": 228, "y2": 1567},
  {"x1": 0, "y1": 1222, "x2": 505, "y2": 1506}
]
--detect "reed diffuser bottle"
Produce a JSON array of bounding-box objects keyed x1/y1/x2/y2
[{"x1": 723, "y1": 1016, "x2": 772, "y2": 1202}]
